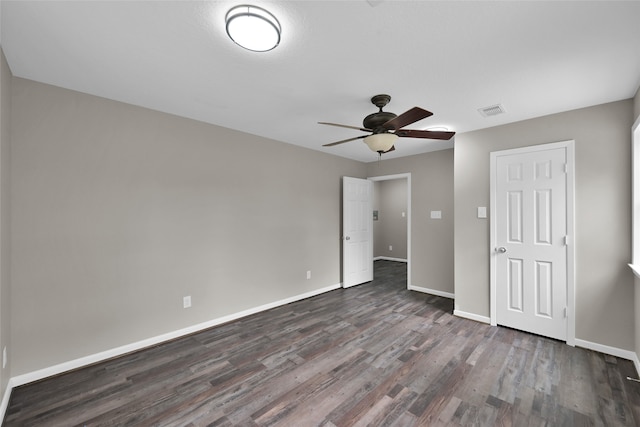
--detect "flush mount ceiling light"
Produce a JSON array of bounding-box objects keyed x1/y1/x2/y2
[
  {"x1": 364, "y1": 133, "x2": 398, "y2": 153},
  {"x1": 225, "y1": 5, "x2": 281, "y2": 52}
]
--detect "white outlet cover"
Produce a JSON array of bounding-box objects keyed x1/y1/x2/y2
[
  {"x1": 183, "y1": 296, "x2": 192, "y2": 308},
  {"x1": 477, "y1": 207, "x2": 487, "y2": 218},
  {"x1": 430, "y1": 210, "x2": 442, "y2": 219}
]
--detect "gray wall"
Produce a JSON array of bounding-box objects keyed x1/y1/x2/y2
[
  {"x1": 455, "y1": 99, "x2": 634, "y2": 350},
  {"x1": 367, "y1": 149, "x2": 454, "y2": 294},
  {"x1": 373, "y1": 179, "x2": 408, "y2": 260},
  {"x1": 10, "y1": 77, "x2": 366, "y2": 376},
  {"x1": 0, "y1": 49, "x2": 11, "y2": 399}
]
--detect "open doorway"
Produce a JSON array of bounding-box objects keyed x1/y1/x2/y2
[{"x1": 369, "y1": 173, "x2": 411, "y2": 289}]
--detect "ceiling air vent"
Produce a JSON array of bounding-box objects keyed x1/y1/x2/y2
[{"x1": 478, "y1": 104, "x2": 506, "y2": 117}]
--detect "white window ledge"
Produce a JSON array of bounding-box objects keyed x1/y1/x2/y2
[{"x1": 629, "y1": 263, "x2": 640, "y2": 279}]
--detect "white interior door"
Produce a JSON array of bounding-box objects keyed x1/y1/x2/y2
[
  {"x1": 343, "y1": 177, "x2": 373, "y2": 288},
  {"x1": 491, "y1": 142, "x2": 573, "y2": 341}
]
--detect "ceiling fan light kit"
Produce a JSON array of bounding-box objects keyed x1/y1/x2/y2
[
  {"x1": 364, "y1": 133, "x2": 398, "y2": 153},
  {"x1": 225, "y1": 5, "x2": 281, "y2": 52},
  {"x1": 320, "y1": 94, "x2": 455, "y2": 156}
]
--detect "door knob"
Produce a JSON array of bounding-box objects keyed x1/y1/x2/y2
[
  {"x1": 496, "y1": 247, "x2": 507, "y2": 253},
  {"x1": 345, "y1": 236, "x2": 351, "y2": 240}
]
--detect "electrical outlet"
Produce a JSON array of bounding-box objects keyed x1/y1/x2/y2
[
  {"x1": 183, "y1": 296, "x2": 192, "y2": 309},
  {"x1": 389, "y1": 245, "x2": 393, "y2": 251},
  {"x1": 306, "y1": 270, "x2": 311, "y2": 280}
]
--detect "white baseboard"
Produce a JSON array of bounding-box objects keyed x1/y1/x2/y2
[
  {"x1": 373, "y1": 256, "x2": 407, "y2": 263},
  {"x1": 8, "y1": 283, "x2": 342, "y2": 390},
  {"x1": 408, "y1": 285, "x2": 454, "y2": 299},
  {"x1": 453, "y1": 309, "x2": 491, "y2": 324},
  {"x1": 574, "y1": 338, "x2": 638, "y2": 364},
  {"x1": 0, "y1": 378, "x2": 14, "y2": 424},
  {"x1": 632, "y1": 352, "x2": 640, "y2": 377}
]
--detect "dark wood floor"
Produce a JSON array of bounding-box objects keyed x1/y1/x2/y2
[{"x1": 5, "y1": 260, "x2": 640, "y2": 426}]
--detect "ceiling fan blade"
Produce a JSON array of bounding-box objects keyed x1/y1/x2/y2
[
  {"x1": 318, "y1": 122, "x2": 371, "y2": 132},
  {"x1": 382, "y1": 107, "x2": 433, "y2": 131},
  {"x1": 323, "y1": 135, "x2": 367, "y2": 147},
  {"x1": 395, "y1": 129, "x2": 455, "y2": 140}
]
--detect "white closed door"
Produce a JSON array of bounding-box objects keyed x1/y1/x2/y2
[
  {"x1": 343, "y1": 177, "x2": 373, "y2": 288},
  {"x1": 493, "y1": 145, "x2": 569, "y2": 341}
]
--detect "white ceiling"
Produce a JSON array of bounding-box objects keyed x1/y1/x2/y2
[{"x1": 2, "y1": 1, "x2": 640, "y2": 163}]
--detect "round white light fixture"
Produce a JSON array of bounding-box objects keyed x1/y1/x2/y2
[
  {"x1": 364, "y1": 133, "x2": 398, "y2": 153},
  {"x1": 225, "y1": 5, "x2": 281, "y2": 52}
]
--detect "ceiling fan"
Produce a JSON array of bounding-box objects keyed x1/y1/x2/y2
[{"x1": 319, "y1": 94, "x2": 455, "y2": 155}]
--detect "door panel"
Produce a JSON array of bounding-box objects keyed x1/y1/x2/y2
[
  {"x1": 343, "y1": 177, "x2": 373, "y2": 288},
  {"x1": 508, "y1": 191, "x2": 523, "y2": 243},
  {"x1": 494, "y1": 146, "x2": 568, "y2": 341},
  {"x1": 508, "y1": 258, "x2": 523, "y2": 312}
]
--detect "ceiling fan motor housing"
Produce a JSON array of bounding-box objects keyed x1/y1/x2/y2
[
  {"x1": 364, "y1": 94, "x2": 396, "y2": 133},
  {"x1": 363, "y1": 111, "x2": 397, "y2": 132}
]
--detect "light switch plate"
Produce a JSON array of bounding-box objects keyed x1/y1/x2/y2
[{"x1": 477, "y1": 207, "x2": 487, "y2": 218}]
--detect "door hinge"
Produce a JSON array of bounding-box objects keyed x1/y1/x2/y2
[
  {"x1": 563, "y1": 163, "x2": 569, "y2": 173},
  {"x1": 564, "y1": 235, "x2": 570, "y2": 246},
  {"x1": 563, "y1": 307, "x2": 568, "y2": 318}
]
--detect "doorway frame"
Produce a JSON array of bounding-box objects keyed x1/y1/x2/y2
[
  {"x1": 489, "y1": 140, "x2": 575, "y2": 345},
  {"x1": 368, "y1": 173, "x2": 411, "y2": 289}
]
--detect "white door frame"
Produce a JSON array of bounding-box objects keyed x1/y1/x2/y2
[
  {"x1": 368, "y1": 173, "x2": 411, "y2": 289},
  {"x1": 631, "y1": 116, "x2": 640, "y2": 268},
  {"x1": 489, "y1": 140, "x2": 575, "y2": 346}
]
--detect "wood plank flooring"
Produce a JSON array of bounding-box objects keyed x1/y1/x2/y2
[{"x1": 5, "y1": 260, "x2": 640, "y2": 426}]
